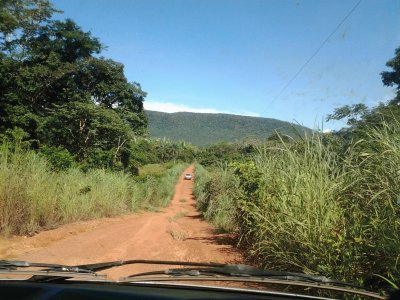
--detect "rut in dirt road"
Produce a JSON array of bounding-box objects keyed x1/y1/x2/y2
[{"x1": 1, "y1": 165, "x2": 243, "y2": 278}]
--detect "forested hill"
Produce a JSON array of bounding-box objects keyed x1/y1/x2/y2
[{"x1": 146, "y1": 110, "x2": 311, "y2": 146}]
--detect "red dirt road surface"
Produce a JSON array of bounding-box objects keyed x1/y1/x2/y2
[{"x1": 0, "y1": 165, "x2": 243, "y2": 279}]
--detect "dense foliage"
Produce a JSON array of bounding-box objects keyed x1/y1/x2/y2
[
  {"x1": 195, "y1": 129, "x2": 400, "y2": 293},
  {"x1": 193, "y1": 163, "x2": 239, "y2": 232}
]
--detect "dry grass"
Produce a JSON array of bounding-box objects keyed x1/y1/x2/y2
[
  {"x1": 167, "y1": 229, "x2": 186, "y2": 241},
  {"x1": 168, "y1": 211, "x2": 187, "y2": 222}
]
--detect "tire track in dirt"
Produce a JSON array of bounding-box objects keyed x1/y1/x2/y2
[{"x1": 0, "y1": 165, "x2": 243, "y2": 279}]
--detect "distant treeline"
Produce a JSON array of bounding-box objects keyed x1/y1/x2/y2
[{"x1": 146, "y1": 110, "x2": 311, "y2": 146}]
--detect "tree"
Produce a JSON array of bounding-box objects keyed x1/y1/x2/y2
[
  {"x1": 326, "y1": 103, "x2": 369, "y2": 126},
  {"x1": 0, "y1": 0, "x2": 148, "y2": 171},
  {"x1": 40, "y1": 102, "x2": 134, "y2": 168},
  {"x1": 0, "y1": 0, "x2": 58, "y2": 56},
  {"x1": 381, "y1": 46, "x2": 400, "y2": 100}
]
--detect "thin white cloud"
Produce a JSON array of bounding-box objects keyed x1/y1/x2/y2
[
  {"x1": 239, "y1": 110, "x2": 261, "y2": 117},
  {"x1": 144, "y1": 102, "x2": 220, "y2": 114},
  {"x1": 144, "y1": 101, "x2": 260, "y2": 117}
]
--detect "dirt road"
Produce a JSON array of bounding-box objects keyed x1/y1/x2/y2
[{"x1": 0, "y1": 165, "x2": 243, "y2": 279}]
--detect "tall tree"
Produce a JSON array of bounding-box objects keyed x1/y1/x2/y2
[
  {"x1": 0, "y1": 0, "x2": 148, "y2": 170},
  {"x1": 40, "y1": 102, "x2": 133, "y2": 167}
]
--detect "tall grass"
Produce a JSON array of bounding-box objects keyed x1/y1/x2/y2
[
  {"x1": 0, "y1": 145, "x2": 185, "y2": 236},
  {"x1": 245, "y1": 134, "x2": 348, "y2": 274},
  {"x1": 193, "y1": 163, "x2": 239, "y2": 232},
  {"x1": 194, "y1": 124, "x2": 400, "y2": 292}
]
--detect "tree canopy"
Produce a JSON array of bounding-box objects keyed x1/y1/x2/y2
[
  {"x1": 381, "y1": 46, "x2": 400, "y2": 100},
  {"x1": 0, "y1": 0, "x2": 148, "y2": 171}
]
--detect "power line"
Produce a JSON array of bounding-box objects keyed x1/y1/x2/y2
[{"x1": 262, "y1": 0, "x2": 363, "y2": 113}]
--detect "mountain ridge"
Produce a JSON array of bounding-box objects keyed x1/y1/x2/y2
[{"x1": 145, "y1": 110, "x2": 311, "y2": 146}]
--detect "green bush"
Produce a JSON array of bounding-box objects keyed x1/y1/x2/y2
[{"x1": 39, "y1": 145, "x2": 75, "y2": 170}]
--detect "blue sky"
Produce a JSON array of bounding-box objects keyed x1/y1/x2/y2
[{"x1": 51, "y1": 0, "x2": 400, "y2": 130}]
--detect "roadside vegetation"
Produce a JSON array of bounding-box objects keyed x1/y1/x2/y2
[
  {"x1": 195, "y1": 47, "x2": 400, "y2": 293},
  {"x1": 195, "y1": 124, "x2": 400, "y2": 292},
  {"x1": 194, "y1": 163, "x2": 239, "y2": 232},
  {"x1": 0, "y1": 143, "x2": 185, "y2": 236}
]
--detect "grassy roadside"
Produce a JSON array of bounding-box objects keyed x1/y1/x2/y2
[
  {"x1": 193, "y1": 124, "x2": 400, "y2": 293},
  {"x1": 0, "y1": 145, "x2": 186, "y2": 236},
  {"x1": 193, "y1": 163, "x2": 239, "y2": 232}
]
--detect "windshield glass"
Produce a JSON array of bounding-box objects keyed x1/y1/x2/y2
[{"x1": 0, "y1": 0, "x2": 398, "y2": 299}]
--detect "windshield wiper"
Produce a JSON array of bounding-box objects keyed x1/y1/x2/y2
[
  {"x1": 0, "y1": 260, "x2": 384, "y2": 299},
  {"x1": 0, "y1": 260, "x2": 223, "y2": 282},
  {"x1": 127, "y1": 264, "x2": 342, "y2": 287},
  {"x1": 122, "y1": 264, "x2": 347, "y2": 285},
  {"x1": 0, "y1": 260, "x2": 106, "y2": 282},
  {"x1": 0, "y1": 260, "x2": 94, "y2": 273},
  {"x1": 119, "y1": 264, "x2": 384, "y2": 300},
  {"x1": 74, "y1": 259, "x2": 225, "y2": 272},
  {"x1": 72, "y1": 260, "x2": 340, "y2": 285}
]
